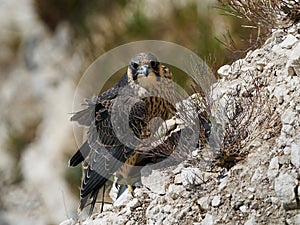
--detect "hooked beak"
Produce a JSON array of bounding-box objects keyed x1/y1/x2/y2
[{"x1": 138, "y1": 65, "x2": 150, "y2": 77}]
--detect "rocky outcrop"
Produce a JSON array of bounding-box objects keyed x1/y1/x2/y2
[{"x1": 61, "y1": 22, "x2": 300, "y2": 225}]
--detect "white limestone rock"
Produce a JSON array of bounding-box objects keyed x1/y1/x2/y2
[
  {"x1": 267, "y1": 156, "x2": 279, "y2": 180},
  {"x1": 274, "y1": 173, "x2": 298, "y2": 210},
  {"x1": 280, "y1": 34, "x2": 298, "y2": 49},
  {"x1": 291, "y1": 143, "x2": 300, "y2": 168}
]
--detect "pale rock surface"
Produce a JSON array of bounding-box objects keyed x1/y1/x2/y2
[
  {"x1": 274, "y1": 173, "x2": 298, "y2": 210},
  {"x1": 141, "y1": 169, "x2": 168, "y2": 195},
  {"x1": 58, "y1": 22, "x2": 300, "y2": 225},
  {"x1": 290, "y1": 143, "x2": 300, "y2": 168},
  {"x1": 267, "y1": 156, "x2": 279, "y2": 180}
]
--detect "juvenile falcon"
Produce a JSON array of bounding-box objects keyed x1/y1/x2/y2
[{"x1": 69, "y1": 52, "x2": 176, "y2": 215}]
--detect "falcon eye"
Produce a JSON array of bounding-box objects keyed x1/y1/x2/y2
[
  {"x1": 131, "y1": 62, "x2": 139, "y2": 69},
  {"x1": 150, "y1": 60, "x2": 158, "y2": 69}
]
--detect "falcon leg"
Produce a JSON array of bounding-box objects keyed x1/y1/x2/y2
[
  {"x1": 116, "y1": 184, "x2": 135, "y2": 198},
  {"x1": 127, "y1": 185, "x2": 135, "y2": 197}
]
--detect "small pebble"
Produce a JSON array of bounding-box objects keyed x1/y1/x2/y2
[
  {"x1": 239, "y1": 205, "x2": 248, "y2": 213},
  {"x1": 211, "y1": 196, "x2": 221, "y2": 207}
]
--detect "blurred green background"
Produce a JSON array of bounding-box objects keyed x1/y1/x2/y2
[{"x1": 34, "y1": 0, "x2": 260, "y2": 69}]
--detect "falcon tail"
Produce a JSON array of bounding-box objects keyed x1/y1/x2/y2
[
  {"x1": 78, "y1": 189, "x2": 100, "y2": 216},
  {"x1": 79, "y1": 172, "x2": 108, "y2": 215}
]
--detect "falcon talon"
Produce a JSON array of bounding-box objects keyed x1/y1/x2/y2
[{"x1": 127, "y1": 185, "x2": 135, "y2": 196}]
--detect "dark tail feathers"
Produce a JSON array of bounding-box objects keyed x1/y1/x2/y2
[{"x1": 69, "y1": 141, "x2": 90, "y2": 167}]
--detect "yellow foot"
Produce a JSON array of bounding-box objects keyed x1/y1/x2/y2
[{"x1": 128, "y1": 185, "x2": 134, "y2": 197}]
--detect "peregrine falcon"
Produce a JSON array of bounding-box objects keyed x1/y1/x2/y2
[{"x1": 69, "y1": 52, "x2": 176, "y2": 215}]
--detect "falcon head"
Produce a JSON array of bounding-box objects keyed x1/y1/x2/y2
[{"x1": 127, "y1": 52, "x2": 172, "y2": 89}]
